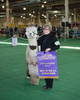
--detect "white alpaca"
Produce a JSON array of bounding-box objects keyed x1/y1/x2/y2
[{"x1": 25, "y1": 26, "x2": 39, "y2": 85}]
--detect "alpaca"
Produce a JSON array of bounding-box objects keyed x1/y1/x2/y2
[{"x1": 25, "y1": 26, "x2": 39, "y2": 85}]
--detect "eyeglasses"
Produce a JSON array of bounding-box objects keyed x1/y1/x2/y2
[{"x1": 43, "y1": 28, "x2": 49, "y2": 30}]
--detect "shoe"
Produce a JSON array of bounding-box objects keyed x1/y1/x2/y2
[
  {"x1": 45, "y1": 87, "x2": 51, "y2": 91},
  {"x1": 43, "y1": 85, "x2": 47, "y2": 88},
  {"x1": 26, "y1": 76, "x2": 30, "y2": 79}
]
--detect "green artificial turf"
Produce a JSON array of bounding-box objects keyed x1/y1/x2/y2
[{"x1": 0, "y1": 37, "x2": 80, "y2": 100}]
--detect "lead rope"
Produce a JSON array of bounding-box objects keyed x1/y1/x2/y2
[{"x1": 36, "y1": 38, "x2": 39, "y2": 52}]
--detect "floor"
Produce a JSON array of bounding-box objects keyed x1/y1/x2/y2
[{"x1": 0, "y1": 37, "x2": 80, "y2": 100}]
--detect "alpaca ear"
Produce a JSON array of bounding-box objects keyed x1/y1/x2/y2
[
  {"x1": 25, "y1": 31, "x2": 28, "y2": 36},
  {"x1": 25, "y1": 27, "x2": 29, "y2": 36},
  {"x1": 25, "y1": 31, "x2": 29, "y2": 38}
]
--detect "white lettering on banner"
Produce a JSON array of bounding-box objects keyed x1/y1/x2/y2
[{"x1": 55, "y1": 41, "x2": 60, "y2": 46}]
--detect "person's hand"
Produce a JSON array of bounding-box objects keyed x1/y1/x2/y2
[
  {"x1": 45, "y1": 48, "x2": 51, "y2": 52},
  {"x1": 37, "y1": 35, "x2": 39, "y2": 40}
]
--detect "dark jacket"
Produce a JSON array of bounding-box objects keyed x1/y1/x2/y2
[
  {"x1": 10, "y1": 28, "x2": 13, "y2": 32},
  {"x1": 14, "y1": 27, "x2": 17, "y2": 32},
  {"x1": 37, "y1": 33, "x2": 60, "y2": 51}
]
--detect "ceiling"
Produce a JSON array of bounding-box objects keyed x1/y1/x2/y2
[{"x1": 0, "y1": 0, "x2": 80, "y2": 20}]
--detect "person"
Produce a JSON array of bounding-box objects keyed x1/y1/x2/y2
[
  {"x1": 37, "y1": 24, "x2": 60, "y2": 91},
  {"x1": 5, "y1": 26, "x2": 10, "y2": 38},
  {"x1": 10, "y1": 26, "x2": 13, "y2": 37},
  {"x1": 51, "y1": 25, "x2": 56, "y2": 35},
  {"x1": 21, "y1": 28, "x2": 25, "y2": 37},
  {"x1": 19, "y1": 29, "x2": 21, "y2": 37},
  {"x1": 57, "y1": 25, "x2": 61, "y2": 38},
  {"x1": 73, "y1": 25, "x2": 78, "y2": 38},
  {"x1": 37, "y1": 25, "x2": 42, "y2": 35},
  {"x1": 14, "y1": 26, "x2": 17, "y2": 35}
]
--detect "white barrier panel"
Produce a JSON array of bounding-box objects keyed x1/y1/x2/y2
[{"x1": 12, "y1": 37, "x2": 17, "y2": 46}]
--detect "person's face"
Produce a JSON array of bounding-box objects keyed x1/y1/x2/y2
[{"x1": 43, "y1": 27, "x2": 50, "y2": 35}]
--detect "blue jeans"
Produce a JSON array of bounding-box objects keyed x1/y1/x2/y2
[
  {"x1": 6, "y1": 32, "x2": 9, "y2": 38},
  {"x1": 74, "y1": 31, "x2": 78, "y2": 38}
]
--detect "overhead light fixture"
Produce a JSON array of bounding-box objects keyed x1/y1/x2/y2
[
  {"x1": 21, "y1": 16, "x2": 23, "y2": 18},
  {"x1": 43, "y1": 1, "x2": 47, "y2": 3},
  {"x1": 72, "y1": 13, "x2": 73, "y2": 15},
  {"x1": 42, "y1": 14, "x2": 44, "y2": 16},
  {"x1": 0, "y1": 15, "x2": 3, "y2": 17},
  {"x1": 44, "y1": 16, "x2": 46, "y2": 18},
  {"x1": 23, "y1": 17, "x2": 25, "y2": 19},
  {"x1": 42, "y1": 5, "x2": 44, "y2": 8},
  {"x1": 23, "y1": 7, "x2": 26, "y2": 10},
  {"x1": 31, "y1": 15, "x2": 33, "y2": 17},
  {"x1": 54, "y1": 11, "x2": 57, "y2": 13},
  {"x1": 2, "y1": 5, "x2": 5, "y2": 9},
  {"x1": 1, "y1": 0, "x2": 4, "y2": 2},
  {"x1": 33, "y1": 11, "x2": 35, "y2": 13},
  {"x1": 29, "y1": 13, "x2": 31, "y2": 16}
]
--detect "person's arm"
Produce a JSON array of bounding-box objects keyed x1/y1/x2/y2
[
  {"x1": 37, "y1": 35, "x2": 44, "y2": 46},
  {"x1": 45, "y1": 36, "x2": 60, "y2": 52},
  {"x1": 51, "y1": 36, "x2": 60, "y2": 50}
]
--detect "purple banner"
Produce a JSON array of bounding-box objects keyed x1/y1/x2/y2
[{"x1": 37, "y1": 51, "x2": 58, "y2": 79}]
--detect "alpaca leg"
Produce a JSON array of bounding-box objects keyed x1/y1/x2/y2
[
  {"x1": 30, "y1": 76, "x2": 34, "y2": 84},
  {"x1": 26, "y1": 63, "x2": 30, "y2": 79},
  {"x1": 34, "y1": 77, "x2": 39, "y2": 85},
  {"x1": 28, "y1": 64, "x2": 34, "y2": 76},
  {"x1": 33, "y1": 64, "x2": 39, "y2": 85},
  {"x1": 28, "y1": 64, "x2": 35, "y2": 84},
  {"x1": 34, "y1": 64, "x2": 39, "y2": 76}
]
